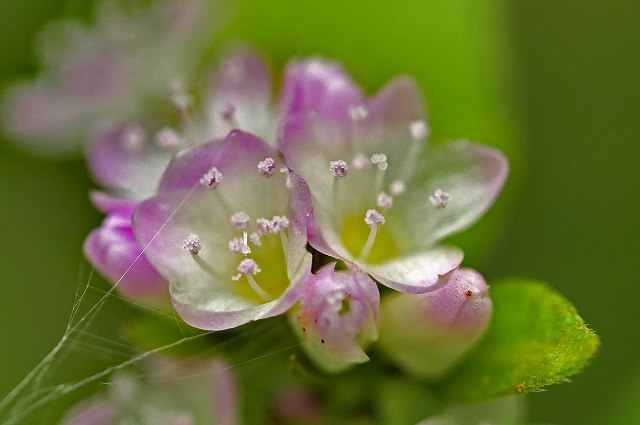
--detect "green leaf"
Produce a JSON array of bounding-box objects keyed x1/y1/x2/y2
[{"x1": 438, "y1": 279, "x2": 599, "y2": 402}]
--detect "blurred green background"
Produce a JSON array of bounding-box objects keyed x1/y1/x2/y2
[{"x1": 0, "y1": 0, "x2": 638, "y2": 423}]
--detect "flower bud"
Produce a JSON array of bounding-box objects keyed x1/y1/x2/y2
[
  {"x1": 378, "y1": 268, "x2": 492, "y2": 379},
  {"x1": 291, "y1": 264, "x2": 379, "y2": 372},
  {"x1": 83, "y1": 194, "x2": 168, "y2": 307}
]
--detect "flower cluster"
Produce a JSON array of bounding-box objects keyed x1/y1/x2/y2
[{"x1": 2, "y1": 0, "x2": 515, "y2": 421}]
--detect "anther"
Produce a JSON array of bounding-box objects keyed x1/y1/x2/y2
[
  {"x1": 200, "y1": 167, "x2": 223, "y2": 188},
  {"x1": 232, "y1": 258, "x2": 261, "y2": 280},
  {"x1": 155, "y1": 127, "x2": 184, "y2": 148},
  {"x1": 330, "y1": 160, "x2": 349, "y2": 178},
  {"x1": 280, "y1": 166, "x2": 293, "y2": 189},
  {"x1": 182, "y1": 233, "x2": 202, "y2": 255},
  {"x1": 121, "y1": 124, "x2": 146, "y2": 151},
  {"x1": 228, "y1": 233, "x2": 251, "y2": 256},
  {"x1": 352, "y1": 153, "x2": 371, "y2": 171},
  {"x1": 256, "y1": 218, "x2": 272, "y2": 235},
  {"x1": 389, "y1": 180, "x2": 406, "y2": 196},
  {"x1": 348, "y1": 104, "x2": 369, "y2": 122},
  {"x1": 429, "y1": 189, "x2": 451, "y2": 209},
  {"x1": 360, "y1": 209, "x2": 385, "y2": 261},
  {"x1": 270, "y1": 215, "x2": 290, "y2": 233},
  {"x1": 377, "y1": 192, "x2": 393, "y2": 210},
  {"x1": 409, "y1": 119, "x2": 429, "y2": 141},
  {"x1": 249, "y1": 232, "x2": 261, "y2": 246},
  {"x1": 258, "y1": 157, "x2": 276, "y2": 178},
  {"x1": 364, "y1": 209, "x2": 385, "y2": 227},
  {"x1": 168, "y1": 78, "x2": 191, "y2": 112},
  {"x1": 230, "y1": 211, "x2": 250, "y2": 230}
]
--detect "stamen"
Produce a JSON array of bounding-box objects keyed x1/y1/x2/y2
[
  {"x1": 249, "y1": 232, "x2": 261, "y2": 246},
  {"x1": 360, "y1": 209, "x2": 385, "y2": 261},
  {"x1": 258, "y1": 157, "x2": 276, "y2": 178},
  {"x1": 352, "y1": 153, "x2": 371, "y2": 171},
  {"x1": 182, "y1": 233, "x2": 201, "y2": 255},
  {"x1": 230, "y1": 211, "x2": 250, "y2": 230},
  {"x1": 280, "y1": 166, "x2": 293, "y2": 189},
  {"x1": 389, "y1": 180, "x2": 406, "y2": 196},
  {"x1": 233, "y1": 258, "x2": 261, "y2": 278},
  {"x1": 200, "y1": 167, "x2": 223, "y2": 189},
  {"x1": 121, "y1": 123, "x2": 146, "y2": 152},
  {"x1": 329, "y1": 160, "x2": 349, "y2": 178},
  {"x1": 348, "y1": 104, "x2": 369, "y2": 122},
  {"x1": 377, "y1": 192, "x2": 393, "y2": 210},
  {"x1": 256, "y1": 217, "x2": 272, "y2": 235},
  {"x1": 371, "y1": 153, "x2": 388, "y2": 195},
  {"x1": 228, "y1": 234, "x2": 251, "y2": 256},
  {"x1": 155, "y1": 127, "x2": 184, "y2": 149},
  {"x1": 168, "y1": 78, "x2": 191, "y2": 112},
  {"x1": 409, "y1": 119, "x2": 429, "y2": 141},
  {"x1": 270, "y1": 215, "x2": 290, "y2": 233},
  {"x1": 232, "y1": 259, "x2": 270, "y2": 301},
  {"x1": 429, "y1": 189, "x2": 451, "y2": 209}
]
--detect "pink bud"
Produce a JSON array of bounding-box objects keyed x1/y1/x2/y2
[
  {"x1": 291, "y1": 264, "x2": 379, "y2": 372},
  {"x1": 378, "y1": 268, "x2": 492, "y2": 378}
]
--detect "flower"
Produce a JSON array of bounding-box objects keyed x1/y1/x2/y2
[
  {"x1": 83, "y1": 192, "x2": 168, "y2": 306},
  {"x1": 280, "y1": 60, "x2": 508, "y2": 293},
  {"x1": 378, "y1": 268, "x2": 493, "y2": 378},
  {"x1": 61, "y1": 357, "x2": 237, "y2": 425},
  {"x1": 291, "y1": 263, "x2": 379, "y2": 372},
  {"x1": 133, "y1": 130, "x2": 312, "y2": 330},
  {"x1": 2, "y1": 0, "x2": 220, "y2": 156}
]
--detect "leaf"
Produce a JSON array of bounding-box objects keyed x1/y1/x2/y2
[{"x1": 437, "y1": 279, "x2": 599, "y2": 402}]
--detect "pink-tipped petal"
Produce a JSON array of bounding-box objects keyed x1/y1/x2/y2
[
  {"x1": 88, "y1": 123, "x2": 171, "y2": 199},
  {"x1": 379, "y1": 268, "x2": 492, "y2": 378},
  {"x1": 84, "y1": 210, "x2": 168, "y2": 305},
  {"x1": 207, "y1": 49, "x2": 273, "y2": 141},
  {"x1": 280, "y1": 58, "x2": 364, "y2": 122},
  {"x1": 395, "y1": 141, "x2": 509, "y2": 247}
]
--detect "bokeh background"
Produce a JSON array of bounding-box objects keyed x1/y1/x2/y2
[{"x1": 0, "y1": 0, "x2": 638, "y2": 423}]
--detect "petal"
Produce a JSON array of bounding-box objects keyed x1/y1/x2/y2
[
  {"x1": 394, "y1": 141, "x2": 509, "y2": 247},
  {"x1": 291, "y1": 263, "x2": 379, "y2": 372},
  {"x1": 87, "y1": 123, "x2": 171, "y2": 199},
  {"x1": 61, "y1": 397, "x2": 117, "y2": 425},
  {"x1": 280, "y1": 58, "x2": 364, "y2": 121},
  {"x1": 133, "y1": 131, "x2": 311, "y2": 330},
  {"x1": 89, "y1": 191, "x2": 136, "y2": 215},
  {"x1": 84, "y1": 211, "x2": 168, "y2": 305},
  {"x1": 364, "y1": 247, "x2": 463, "y2": 294},
  {"x1": 207, "y1": 49, "x2": 274, "y2": 141}
]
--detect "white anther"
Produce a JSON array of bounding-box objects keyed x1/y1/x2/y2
[
  {"x1": 230, "y1": 211, "x2": 250, "y2": 230},
  {"x1": 232, "y1": 258, "x2": 261, "y2": 280},
  {"x1": 352, "y1": 153, "x2": 371, "y2": 171},
  {"x1": 182, "y1": 233, "x2": 201, "y2": 255},
  {"x1": 370, "y1": 153, "x2": 387, "y2": 164},
  {"x1": 258, "y1": 157, "x2": 276, "y2": 178},
  {"x1": 228, "y1": 237, "x2": 250, "y2": 255},
  {"x1": 409, "y1": 119, "x2": 429, "y2": 141},
  {"x1": 429, "y1": 188, "x2": 451, "y2": 209},
  {"x1": 389, "y1": 180, "x2": 406, "y2": 196},
  {"x1": 348, "y1": 104, "x2": 369, "y2": 121},
  {"x1": 279, "y1": 166, "x2": 293, "y2": 188},
  {"x1": 155, "y1": 127, "x2": 184, "y2": 148},
  {"x1": 256, "y1": 217, "x2": 272, "y2": 235},
  {"x1": 249, "y1": 232, "x2": 261, "y2": 246},
  {"x1": 200, "y1": 166, "x2": 223, "y2": 188},
  {"x1": 330, "y1": 160, "x2": 349, "y2": 178},
  {"x1": 168, "y1": 78, "x2": 191, "y2": 111},
  {"x1": 377, "y1": 192, "x2": 393, "y2": 210},
  {"x1": 364, "y1": 209, "x2": 385, "y2": 227},
  {"x1": 270, "y1": 215, "x2": 290, "y2": 233},
  {"x1": 121, "y1": 123, "x2": 146, "y2": 151}
]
